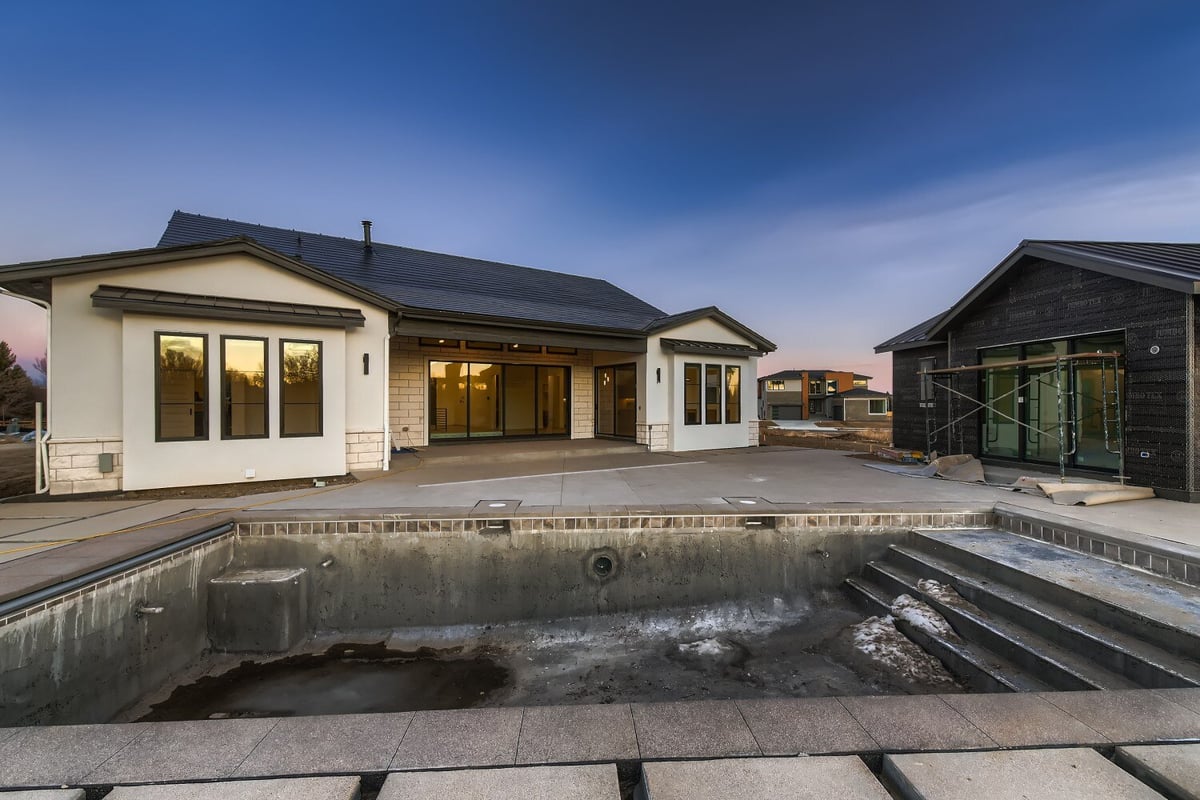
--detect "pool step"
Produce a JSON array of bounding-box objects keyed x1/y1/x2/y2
[
  {"x1": 890, "y1": 542, "x2": 1200, "y2": 689},
  {"x1": 863, "y1": 558, "x2": 1139, "y2": 691},
  {"x1": 842, "y1": 527, "x2": 1200, "y2": 693}
]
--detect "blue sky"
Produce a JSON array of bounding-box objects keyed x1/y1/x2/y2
[{"x1": 4, "y1": 1, "x2": 1200, "y2": 388}]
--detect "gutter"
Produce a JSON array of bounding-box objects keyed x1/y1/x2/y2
[{"x1": 0, "y1": 287, "x2": 50, "y2": 493}]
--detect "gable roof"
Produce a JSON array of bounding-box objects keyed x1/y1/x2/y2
[
  {"x1": 642, "y1": 305, "x2": 776, "y2": 352},
  {"x1": 159, "y1": 212, "x2": 668, "y2": 333},
  {"x1": 759, "y1": 369, "x2": 873, "y2": 381},
  {"x1": 836, "y1": 387, "x2": 890, "y2": 399}
]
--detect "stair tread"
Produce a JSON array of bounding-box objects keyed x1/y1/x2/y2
[
  {"x1": 844, "y1": 575, "x2": 1054, "y2": 692},
  {"x1": 867, "y1": 559, "x2": 1142, "y2": 691},
  {"x1": 895, "y1": 538, "x2": 1200, "y2": 681},
  {"x1": 917, "y1": 529, "x2": 1200, "y2": 639}
]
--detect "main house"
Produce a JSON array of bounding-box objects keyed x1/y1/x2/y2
[
  {"x1": 877, "y1": 240, "x2": 1200, "y2": 503},
  {"x1": 0, "y1": 212, "x2": 775, "y2": 495}
]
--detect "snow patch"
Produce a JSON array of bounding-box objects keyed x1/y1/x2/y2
[
  {"x1": 677, "y1": 638, "x2": 736, "y2": 659},
  {"x1": 916, "y1": 578, "x2": 966, "y2": 606},
  {"x1": 849, "y1": 614, "x2": 958, "y2": 687},
  {"x1": 891, "y1": 594, "x2": 956, "y2": 638}
]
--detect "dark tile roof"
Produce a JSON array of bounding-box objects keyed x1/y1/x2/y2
[
  {"x1": 91, "y1": 284, "x2": 366, "y2": 328},
  {"x1": 658, "y1": 338, "x2": 764, "y2": 357},
  {"x1": 158, "y1": 212, "x2": 668, "y2": 332},
  {"x1": 836, "y1": 387, "x2": 890, "y2": 398},
  {"x1": 874, "y1": 313, "x2": 947, "y2": 353},
  {"x1": 759, "y1": 369, "x2": 869, "y2": 381},
  {"x1": 1026, "y1": 240, "x2": 1200, "y2": 285}
]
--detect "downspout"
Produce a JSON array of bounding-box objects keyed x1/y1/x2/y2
[
  {"x1": 382, "y1": 332, "x2": 391, "y2": 470},
  {"x1": 0, "y1": 287, "x2": 51, "y2": 493}
]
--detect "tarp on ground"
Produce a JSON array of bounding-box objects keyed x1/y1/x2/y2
[{"x1": 864, "y1": 454, "x2": 985, "y2": 483}]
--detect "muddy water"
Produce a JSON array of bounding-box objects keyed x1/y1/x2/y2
[{"x1": 137, "y1": 643, "x2": 509, "y2": 721}]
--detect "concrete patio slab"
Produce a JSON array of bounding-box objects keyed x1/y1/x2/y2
[
  {"x1": 1040, "y1": 689, "x2": 1200, "y2": 743},
  {"x1": 83, "y1": 718, "x2": 278, "y2": 784},
  {"x1": 0, "y1": 791, "x2": 85, "y2": 800},
  {"x1": 837, "y1": 695, "x2": 996, "y2": 752},
  {"x1": 0, "y1": 501, "x2": 148, "y2": 519},
  {"x1": 884, "y1": 748, "x2": 1166, "y2": 799},
  {"x1": 233, "y1": 713, "x2": 413, "y2": 777},
  {"x1": 516, "y1": 704, "x2": 638, "y2": 764},
  {"x1": 0, "y1": 723, "x2": 146, "y2": 787},
  {"x1": 105, "y1": 776, "x2": 360, "y2": 800},
  {"x1": 735, "y1": 697, "x2": 878, "y2": 755},
  {"x1": 390, "y1": 707, "x2": 523, "y2": 770},
  {"x1": 630, "y1": 700, "x2": 759, "y2": 759},
  {"x1": 380, "y1": 764, "x2": 619, "y2": 800},
  {"x1": 0, "y1": 520, "x2": 64, "y2": 538},
  {"x1": 639, "y1": 756, "x2": 891, "y2": 800},
  {"x1": 939, "y1": 692, "x2": 1109, "y2": 747},
  {"x1": 1116, "y1": 743, "x2": 1200, "y2": 800}
]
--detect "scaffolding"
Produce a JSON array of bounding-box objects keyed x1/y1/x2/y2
[{"x1": 920, "y1": 351, "x2": 1125, "y2": 484}]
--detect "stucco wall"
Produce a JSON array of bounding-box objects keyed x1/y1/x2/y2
[
  {"x1": 648, "y1": 317, "x2": 761, "y2": 452},
  {"x1": 49, "y1": 254, "x2": 390, "y2": 492}
]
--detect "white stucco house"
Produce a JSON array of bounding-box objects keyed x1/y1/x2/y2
[{"x1": 0, "y1": 212, "x2": 775, "y2": 495}]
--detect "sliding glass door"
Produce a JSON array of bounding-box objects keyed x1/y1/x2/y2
[{"x1": 429, "y1": 361, "x2": 569, "y2": 440}]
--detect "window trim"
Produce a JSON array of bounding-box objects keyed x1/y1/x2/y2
[
  {"x1": 279, "y1": 338, "x2": 324, "y2": 438},
  {"x1": 220, "y1": 335, "x2": 269, "y2": 441},
  {"x1": 683, "y1": 362, "x2": 702, "y2": 426},
  {"x1": 868, "y1": 398, "x2": 889, "y2": 415},
  {"x1": 725, "y1": 365, "x2": 741, "y2": 424},
  {"x1": 765, "y1": 380, "x2": 785, "y2": 391},
  {"x1": 155, "y1": 331, "x2": 209, "y2": 443},
  {"x1": 704, "y1": 364, "x2": 722, "y2": 425}
]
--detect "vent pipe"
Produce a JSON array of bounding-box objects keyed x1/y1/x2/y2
[{"x1": 362, "y1": 220, "x2": 373, "y2": 252}]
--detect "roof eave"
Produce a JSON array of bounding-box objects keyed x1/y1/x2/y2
[
  {"x1": 395, "y1": 306, "x2": 650, "y2": 338},
  {"x1": 645, "y1": 306, "x2": 777, "y2": 353}
]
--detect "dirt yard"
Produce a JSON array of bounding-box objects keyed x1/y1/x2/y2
[{"x1": 0, "y1": 441, "x2": 34, "y2": 498}]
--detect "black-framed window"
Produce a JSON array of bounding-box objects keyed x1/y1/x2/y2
[
  {"x1": 765, "y1": 380, "x2": 784, "y2": 391},
  {"x1": 869, "y1": 398, "x2": 889, "y2": 414},
  {"x1": 222, "y1": 336, "x2": 267, "y2": 439},
  {"x1": 546, "y1": 346, "x2": 578, "y2": 355},
  {"x1": 419, "y1": 337, "x2": 460, "y2": 348},
  {"x1": 684, "y1": 363, "x2": 701, "y2": 425},
  {"x1": 465, "y1": 340, "x2": 503, "y2": 351},
  {"x1": 705, "y1": 365, "x2": 722, "y2": 424},
  {"x1": 918, "y1": 357, "x2": 936, "y2": 403},
  {"x1": 281, "y1": 339, "x2": 322, "y2": 437},
  {"x1": 725, "y1": 366, "x2": 741, "y2": 424},
  {"x1": 156, "y1": 332, "x2": 208, "y2": 441}
]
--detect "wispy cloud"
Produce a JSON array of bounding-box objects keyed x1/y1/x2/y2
[{"x1": 573, "y1": 145, "x2": 1200, "y2": 388}]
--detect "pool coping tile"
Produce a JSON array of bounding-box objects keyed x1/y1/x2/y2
[
  {"x1": 1040, "y1": 690, "x2": 1200, "y2": 743},
  {"x1": 0, "y1": 723, "x2": 148, "y2": 787},
  {"x1": 735, "y1": 697, "x2": 879, "y2": 755},
  {"x1": 837, "y1": 695, "x2": 996, "y2": 752},
  {"x1": 939, "y1": 692, "x2": 1110, "y2": 747},
  {"x1": 390, "y1": 707, "x2": 524, "y2": 771},
  {"x1": 516, "y1": 704, "x2": 639, "y2": 765},
  {"x1": 631, "y1": 700, "x2": 761, "y2": 760},
  {"x1": 82, "y1": 718, "x2": 279, "y2": 785},
  {"x1": 233, "y1": 713, "x2": 413, "y2": 777}
]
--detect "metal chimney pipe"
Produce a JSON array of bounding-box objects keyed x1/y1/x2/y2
[{"x1": 362, "y1": 220, "x2": 373, "y2": 252}]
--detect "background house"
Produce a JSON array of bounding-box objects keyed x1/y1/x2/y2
[
  {"x1": 0, "y1": 212, "x2": 774, "y2": 494},
  {"x1": 758, "y1": 369, "x2": 871, "y2": 420},
  {"x1": 877, "y1": 240, "x2": 1200, "y2": 503}
]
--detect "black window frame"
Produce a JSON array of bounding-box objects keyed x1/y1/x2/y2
[
  {"x1": 155, "y1": 331, "x2": 209, "y2": 443},
  {"x1": 279, "y1": 338, "x2": 324, "y2": 438},
  {"x1": 220, "y1": 335, "x2": 269, "y2": 441},
  {"x1": 705, "y1": 364, "x2": 722, "y2": 425},
  {"x1": 683, "y1": 362, "x2": 702, "y2": 425}
]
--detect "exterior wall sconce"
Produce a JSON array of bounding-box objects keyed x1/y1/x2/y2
[
  {"x1": 656, "y1": 368, "x2": 661, "y2": 383},
  {"x1": 363, "y1": 353, "x2": 370, "y2": 375}
]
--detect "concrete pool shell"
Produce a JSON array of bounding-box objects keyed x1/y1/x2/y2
[{"x1": 3, "y1": 446, "x2": 1200, "y2": 796}]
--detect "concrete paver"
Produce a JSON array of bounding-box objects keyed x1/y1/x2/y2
[
  {"x1": 837, "y1": 695, "x2": 996, "y2": 752},
  {"x1": 380, "y1": 764, "x2": 619, "y2": 800},
  {"x1": 0, "y1": 501, "x2": 148, "y2": 519},
  {"x1": 630, "y1": 700, "x2": 760, "y2": 759},
  {"x1": 515, "y1": 704, "x2": 638, "y2": 765},
  {"x1": 83, "y1": 718, "x2": 278, "y2": 784},
  {"x1": 1156, "y1": 687, "x2": 1200, "y2": 716},
  {"x1": 0, "y1": 791, "x2": 85, "y2": 800},
  {"x1": 884, "y1": 747, "x2": 1166, "y2": 799},
  {"x1": 105, "y1": 776, "x2": 360, "y2": 800},
  {"x1": 1040, "y1": 689, "x2": 1200, "y2": 743},
  {"x1": 233, "y1": 713, "x2": 413, "y2": 777},
  {"x1": 735, "y1": 697, "x2": 878, "y2": 755},
  {"x1": 0, "y1": 723, "x2": 146, "y2": 786},
  {"x1": 390, "y1": 708, "x2": 523, "y2": 770},
  {"x1": 1116, "y1": 743, "x2": 1200, "y2": 800},
  {"x1": 639, "y1": 756, "x2": 891, "y2": 800},
  {"x1": 939, "y1": 692, "x2": 1109, "y2": 747}
]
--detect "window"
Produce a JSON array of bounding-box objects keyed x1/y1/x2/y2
[
  {"x1": 684, "y1": 363, "x2": 701, "y2": 425},
  {"x1": 156, "y1": 333, "x2": 208, "y2": 441},
  {"x1": 281, "y1": 340, "x2": 322, "y2": 436},
  {"x1": 506, "y1": 343, "x2": 541, "y2": 353},
  {"x1": 808, "y1": 380, "x2": 823, "y2": 396},
  {"x1": 419, "y1": 337, "x2": 460, "y2": 348},
  {"x1": 869, "y1": 398, "x2": 888, "y2": 415},
  {"x1": 222, "y1": 337, "x2": 267, "y2": 438},
  {"x1": 918, "y1": 357, "x2": 936, "y2": 403},
  {"x1": 766, "y1": 380, "x2": 785, "y2": 391},
  {"x1": 465, "y1": 340, "x2": 503, "y2": 351},
  {"x1": 725, "y1": 366, "x2": 741, "y2": 424},
  {"x1": 826, "y1": 379, "x2": 839, "y2": 394},
  {"x1": 546, "y1": 346, "x2": 578, "y2": 355},
  {"x1": 705, "y1": 365, "x2": 721, "y2": 424}
]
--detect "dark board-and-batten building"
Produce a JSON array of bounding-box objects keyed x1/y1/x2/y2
[{"x1": 876, "y1": 241, "x2": 1200, "y2": 503}]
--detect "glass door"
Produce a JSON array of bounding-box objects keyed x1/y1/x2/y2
[
  {"x1": 1024, "y1": 341, "x2": 1067, "y2": 463},
  {"x1": 594, "y1": 364, "x2": 637, "y2": 438},
  {"x1": 1072, "y1": 335, "x2": 1124, "y2": 470},
  {"x1": 980, "y1": 347, "x2": 1019, "y2": 458},
  {"x1": 539, "y1": 367, "x2": 568, "y2": 435}
]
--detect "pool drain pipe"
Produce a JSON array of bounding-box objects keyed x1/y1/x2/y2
[{"x1": 0, "y1": 522, "x2": 234, "y2": 619}]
